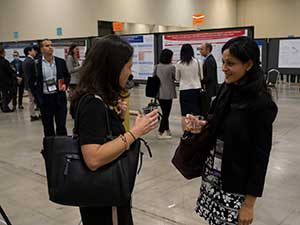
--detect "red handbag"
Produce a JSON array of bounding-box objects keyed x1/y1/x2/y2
[{"x1": 171, "y1": 126, "x2": 215, "y2": 179}]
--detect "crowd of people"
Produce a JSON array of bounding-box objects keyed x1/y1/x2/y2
[
  {"x1": 155, "y1": 42, "x2": 218, "y2": 138},
  {"x1": 0, "y1": 35, "x2": 277, "y2": 225}
]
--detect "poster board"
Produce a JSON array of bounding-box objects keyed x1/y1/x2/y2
[
  {"x1": 160, "y1": 27, "x2": 252, "y2": 83},
  {"x1": 121, "y1": 34, "x2": 155, "y2": 80},
  {"x1": 278, "y1": 39, "x2": 300, "y2": 68},
  {"x1": 1, "y1": 38, "x2": 88, "y2": 65},
  {"x1": 52, "y1": 39, "x2": 87, "y2": 64},
  {"x1": 268, "y1": 38, "x2": 300, "y2": 74}
]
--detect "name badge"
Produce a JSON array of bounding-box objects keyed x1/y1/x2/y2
[
  {"x1": 213, "y1": 139, "x2": 224, "y2": 173},
  {"x1": 45, "y1": 79, "x2": 57, "y2": 93}
]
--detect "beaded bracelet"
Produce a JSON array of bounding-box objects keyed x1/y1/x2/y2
[{"x1": 119, "y1": 134, "x2": 128, "y2": 150}]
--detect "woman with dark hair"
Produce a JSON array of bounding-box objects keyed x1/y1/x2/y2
[
  {"x1": 66, "y1": 43, "x2": 81, "y2": 98},
  {"x1": 176, "y1": 43, "x2": 203, "y2": 131},
  {"x1": 185, "y1": 36, "x2": 277, "y2": 225},
  {"x1": 72, "y1": 35, "x2": 159, "y2": 225},
  {"x1": 155, "y1": 48, "x2": 176, "y2": 139}
]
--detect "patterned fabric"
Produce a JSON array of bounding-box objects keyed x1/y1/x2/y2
[{"x1": 195, "y1": 149, "x2": 245, "y2": 225}]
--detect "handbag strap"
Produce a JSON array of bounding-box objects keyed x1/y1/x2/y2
[
  {"x1": 75, "y1": 94, "x2": 153, "y2": 175},
  {"x1": 93, "y1": 95, "x2": 153, "y2": 171},
  {"x1": 73, "y1": 94, "x2": 113, "y2": 139},
  {"x1": 94, "y1": 95, "x2": 114, "y2": 139},
  {"x1": 73, "y1": 93, "x2": 92, "y2": 137}
]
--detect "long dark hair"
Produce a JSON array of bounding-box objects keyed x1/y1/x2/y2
[
  {"x1": 72, "y1": 35, "x2": 133, "y2": 106},
  {"x1": 68, "y1": 43, "x2": 77, "y2": 56},
  {"x1": 222, "y1": 36, "x2": 270, "y2": 95},
  {"x1": 180, "y1": 44, "x2": 194, "y2": 65}
]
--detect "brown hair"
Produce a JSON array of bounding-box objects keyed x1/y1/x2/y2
[{"x1": 39, "y1": 39, "x2": 51, "y2": 48}]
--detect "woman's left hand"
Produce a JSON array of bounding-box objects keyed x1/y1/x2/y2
[
  {"x1": 117, "y1": 99, "x2": 128, "y2": 119},
  {"x1": 238, "y1": 204, "x2": 254, "y2": 225}
]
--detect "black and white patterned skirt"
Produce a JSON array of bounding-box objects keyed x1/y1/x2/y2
[{"x1": 195, "y1": 149, "x2": 245, "y2": 225}]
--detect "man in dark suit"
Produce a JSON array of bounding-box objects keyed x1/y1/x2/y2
[
  {"x1": 10, "y1": 50, "x2": 25, "y2": 110},
  {"x1": 30, "y1": 39, "x2": 70, "y2": 136},
  {"x1": 0, "y1": 47, "x2": 15, "y2": 112},
  {"x1": 200, "y1": 43, "x2": 218, "y2": 100},
  {"x1": 23, "y1": 46, "x2": 40, "y2": 121}
]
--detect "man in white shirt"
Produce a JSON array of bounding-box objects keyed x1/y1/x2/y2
[{"x1": 32, "y1": 39, "x2": 70, "y2": 136}]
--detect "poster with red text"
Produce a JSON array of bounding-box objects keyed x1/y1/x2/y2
[{"x1": 162, "y1": 29, "x2": 248, "y2": 83}]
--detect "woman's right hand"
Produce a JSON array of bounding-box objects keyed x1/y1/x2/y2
[
  {"x1": 185, "y1": 114, "x2": 208, "y2": 134},
  {"x1": 130, "y1": 109, "x2": 159, "y2": 138}
]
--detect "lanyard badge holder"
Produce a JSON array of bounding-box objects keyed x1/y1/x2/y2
[
  {"x1": 213, "y1": 139, "x2": 224, "y2": 175},
  {"x1": 45, "y1": 79, "x2": 57, "y2": 93}
]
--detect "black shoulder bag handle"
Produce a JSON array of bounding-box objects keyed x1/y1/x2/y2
[{"x1": 93, "y1": 94, "x2": 152, "y2": 174}]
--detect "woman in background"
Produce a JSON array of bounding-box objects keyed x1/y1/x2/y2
[
  {"x1": 66, "y1": 43, "x2": 81, "y2": 99},
  {"x1": 155, "y1": 49, "x2": 176, "y2": 139},
  {"x1": 176, "y1": 43, "x2": 203, "y2": 131}
]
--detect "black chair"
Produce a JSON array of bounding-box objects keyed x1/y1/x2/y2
[{"x1": 266, "y1": 69, "x2": 280, "y2": 100}]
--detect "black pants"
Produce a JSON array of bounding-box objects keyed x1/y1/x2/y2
[
  {"x1": 12, "y1": 83, "x2": 24, "y2": 107},
  {"x1": 1, "y1": 87, "x2": 13, "y2": 111},
  {"x1": 40, "y1": 93, "x2": 67, "y2": 137},
  {"x1": 79, "y1": 201, "x2": 133, "y2": 225},
  {"x1": 158, "y1": 99, "x2": 172, "y2": 133}
]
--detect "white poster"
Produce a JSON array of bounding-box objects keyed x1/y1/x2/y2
[
  {"x1": 279, "y1": 39, "x2": 300, "y2": 68},
  {"x1": 122, "y1": 35, "x2": 155, "y2": 80},
  {"x1": 162, "y1": 29, "x2": 248, "y2": 83}
]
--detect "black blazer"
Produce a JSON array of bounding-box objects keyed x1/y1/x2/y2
[
  {"x1": 202, "y1": 54, "x2": 218, "y2": 97},
  {"x1": 210, "y1": 79, "x2": 277, "y2": 197},
  {"x1": 0, "y1": 56, "x2": 15, "y2": 88},
  {"x1": 33, "y1": 56, "x2": 70, "y2": 106},
  {"x1": 22, "y1": 56, "x2": 36, "y2": 90}
]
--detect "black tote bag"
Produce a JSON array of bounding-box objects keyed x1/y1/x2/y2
[{"x1": 42, "y1": 94, "x2": 144, "y2": 207}]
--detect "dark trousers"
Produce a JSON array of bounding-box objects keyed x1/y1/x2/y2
[
  {"x1": 1, "y1": 88, "x2": 13, "y2": 111},
  {"x1": 79, "y1": 201, "x2": 133, "y2": 225},
  {"x1": 158, "y1": 99, "x2": 172, "y2": 133},
  {"x1": 40, "y1": 93, "x2": 67, "y2": 137},
  {"x1": 12, "y1": 83, "x2": 24, "y2": 107}
]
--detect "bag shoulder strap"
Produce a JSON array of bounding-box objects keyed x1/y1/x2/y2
[
  {"x1": 94, "y1": 94, "x2": 113, "y2": 139},
  {"x1": 74, "y1": 94, "x2": 113, "y2": 139},
  {"x1": 73, "y1": 93, "x2": 92, "y2": 136}
]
